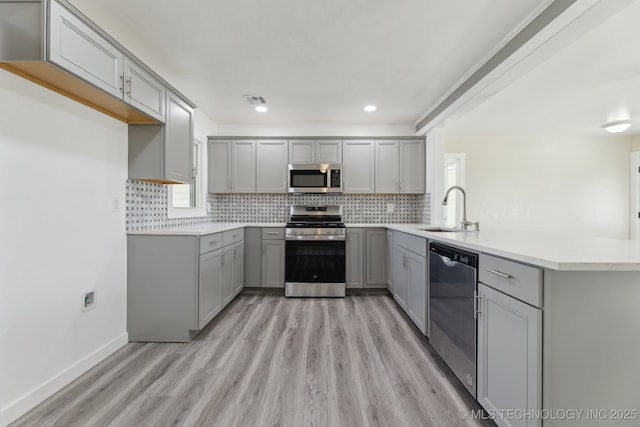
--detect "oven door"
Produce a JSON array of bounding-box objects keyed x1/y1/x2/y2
[
  {"x1": 285, "y1": 239, "x2": 346, "y2": 284},
  {"x1": 285, "y1": 238, "x2": 346, "y2": 297}
]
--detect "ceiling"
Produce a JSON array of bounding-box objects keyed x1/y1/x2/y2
[
  {"x1": 444, "y1": 0, "x2": 640, "y2": 137},
  {"x1": 68, "y1": 0, "x2": 550, "y2": 128}
]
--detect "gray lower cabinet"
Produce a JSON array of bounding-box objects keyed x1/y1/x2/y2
[
  {"x1": 392, "y1": 244, "x2": 407, "y2": 308},
  {"x1": 244, "y1": 227, "x2": 263, "y2": 287},
  {"x1": 128, "y1": 228, "x2": 243, "y2": 342},
  {"x1": 347, "y1": 228, "x2": 387, "y2": 288},
  {"x1": 386, "y1": 229, "x2": 395, "y2": 293},
  {"x1": 262, "y1": 228, "x2": 285, "y2": 287},
  {"x1": 232, "y1": 241, "x2": 245, "y2": 295},
  {"x1": 365, "y1": 228, "x2": 387, "y2": 287},
  {"x1": 346, "y1": 228, "x2": 364, "y2": 288},
  {"x1": 392, "y1": 232, "x2": 427, "y2": 334},
  {"x1": 477, "y1": 254, "x2": 542, "y2": 427},
  {"x1": 199, "y1": 245, "x2": 223, "y2": 328}
]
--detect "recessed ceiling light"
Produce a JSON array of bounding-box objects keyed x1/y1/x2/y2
[
  {"x1": 364, "y1": 105, "x2": 377, "y2": 112},
  {"x1": 255, "y1": 105, "x2": 268, "y2": 113},
  {"x1": 602, "y1": 120, "x2": 631, "y2": 133}
]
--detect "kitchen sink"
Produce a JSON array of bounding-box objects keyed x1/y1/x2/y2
[{"x1": 419, "y1": 226, "x2": 463, "y2": 232}]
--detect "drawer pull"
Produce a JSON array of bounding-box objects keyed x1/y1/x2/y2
[
  {"x1": 486, "y1": 269, "x2": 512, "y2": 279},
  {"x1": 267, "y1": 232, "x2": 279, "y2": 235},
  {"x1": 209, "y1": 240, "x2": 220, "y2": 246}
]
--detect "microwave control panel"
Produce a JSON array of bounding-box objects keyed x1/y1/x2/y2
[{"x1": 330, "y1": 170, "x2": 341, "y2": 187}]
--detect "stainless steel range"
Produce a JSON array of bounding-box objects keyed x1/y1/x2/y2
[{"x1": 285, "y1": 205, "x2": 346, "y2": 297}]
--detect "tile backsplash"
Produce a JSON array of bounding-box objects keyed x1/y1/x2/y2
[{"x1": 126, "y1": 180, "x2": 430, "y2": 230}]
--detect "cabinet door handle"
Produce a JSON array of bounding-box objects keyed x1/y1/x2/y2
[
  {"x1": 221, "y1": 253, "x2": 225, "y2": 264},
  {"x1": 125, "y1": 77, "x2": 132, "y2": 95},
  {"x1": 474, "y1": 290, "x2": 482, "y2": 319},
  {"x1": 119, "y1": 73, "x2": 125, "y2": 95},
  {"x1": 486, "y1": 269, "x2": 512, "y2": 279}
]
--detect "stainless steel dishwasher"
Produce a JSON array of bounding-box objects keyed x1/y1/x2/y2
[{"x1": 428, "y1": 242, "x2": 478, "y2": 397}]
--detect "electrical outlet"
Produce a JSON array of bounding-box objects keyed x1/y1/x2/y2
[
  {"x1": 82, "y1": 290, "x2": 96, "y2": 312},
  {"x1": 387, "y1": 203, "x2": 395, "y2": 213}
]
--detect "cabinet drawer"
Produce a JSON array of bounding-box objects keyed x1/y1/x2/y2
[
  {"x1": 200, "y1": 233, "x2": 223, "y2": 254},
  {"x1": 479, "y1": 254, "x2": 542, "y2": 307},
  {"x1": 223, "y1": 229, "x2": 244, "y2": 246},
  {"x1": 394, "y1": 231, "x2": 427, "y2": 257},
  {"x1": 262, "y1": 228, "x2": 285, "y2": 240}
]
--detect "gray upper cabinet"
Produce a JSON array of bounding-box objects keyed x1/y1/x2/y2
[
  {"x1": 342, "y1": 140, "x2": 375, "y2": 193},
  {"x1": 233, "y1": 141, "x2": 257, "y2": 192},
  {"x1": 123, "y1": 57, "x2": 166, "y2": 122},
  {"x1": 208, "y1": 140, "x2": 232, "y2": 192},
  {"x1": 257, "y1": 140, "x2": 288, "y2": 193},
  {"x1": 1, "y1": 0, "x2": 194, "y2": 124},
  {"x1": 128, "y1": 90, "x2": 194, "y2": 184},
  {"x1": 49, "y1": 0, "x2": 124, "y2": 99},
  {"x1": 374, "y1": 140, "x2": 399, "y2": 193},
  {"x1": 164, "y1": 91, "x2": 194, "y2": 183},
  {"x1": 399, "y1": 139, "x2": 425, "y2": 193},
  {"x1": 375, "y1": 139, "x2": 425, "y2": 194},
  {"x1": 208, "y1": 139, "x2": 256, "y2": 193},
  {"x1": 289, "y1": 139, "x2": 342, "y2": 163}
]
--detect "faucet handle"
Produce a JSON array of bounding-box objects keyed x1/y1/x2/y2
[{"x1": 461, "y1": 220, "x2": 480, "y2": 231}]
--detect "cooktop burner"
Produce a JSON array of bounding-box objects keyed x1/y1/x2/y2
[
  {"x1": 286, "y1": 205, "x2": 344, "y2": 229},
  {"x1": 285, "y1": 222, "x2": 345, "y2": 228}
]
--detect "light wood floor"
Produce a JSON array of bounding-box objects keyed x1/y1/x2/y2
[{"x1": 12, "y1": 290, "x2": 492, "y2": 427}]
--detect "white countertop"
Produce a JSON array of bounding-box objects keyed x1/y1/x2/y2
[
  {"x1": 386, "y1": 224, "x2": 640, "y2": 271},
  {"x1": 128, "y1": 222, "x2": 640, "y2": 271},
  {"x1": 127, "y1": 223, "x2": 253, "y2": 236}
]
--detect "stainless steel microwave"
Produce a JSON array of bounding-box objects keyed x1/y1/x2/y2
[{"x1": 288, "y1": 163, "x2": 342, "y2": 193}]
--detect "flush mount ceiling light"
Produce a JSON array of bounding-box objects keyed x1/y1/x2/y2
[
  {"x1": 364, "y1": 105, "x2": 377, "y2": 112},
  {"x1": 255, "y1": 105, "x2": 268, "y2": 113},
  {"x1": 602, "y1": 120, "x2": 631, "y2": 133}
]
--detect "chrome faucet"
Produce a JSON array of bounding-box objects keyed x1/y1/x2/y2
[{"x1": 442, "y1": 185, "x2": 479, "y2": 231}]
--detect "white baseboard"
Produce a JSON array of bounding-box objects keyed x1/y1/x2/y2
[{"x1": 1, "y1": 332, "x2": 128, "y2": 426}]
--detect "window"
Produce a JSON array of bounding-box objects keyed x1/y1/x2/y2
[{"x1": 167, "y1": 139, "x2": 207, "y2": 218}]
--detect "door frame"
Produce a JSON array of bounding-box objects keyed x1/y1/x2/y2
[{"x1": 630, "y1": 151, "x2": 640, "y2": 240}]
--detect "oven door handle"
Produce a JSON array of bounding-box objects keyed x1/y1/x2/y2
[{"x1": 286, "y1": 235, "x2": 346, "y2": 241}]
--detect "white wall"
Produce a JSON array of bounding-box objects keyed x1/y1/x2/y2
[
  {"x1": 215, "y1": 123, "x2": 415, "y2": 137},
  {"x1": 445, "y1": 134, "x2": 632, "y2": 238},
  {"x1": 0, "y1": 70, "x2": 128, "y2": 425}
]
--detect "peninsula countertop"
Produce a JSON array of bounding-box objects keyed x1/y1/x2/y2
[{"x1": 127, "y1": 222, "x2": 640, "y2": 271}]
